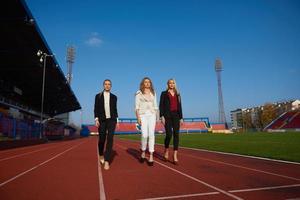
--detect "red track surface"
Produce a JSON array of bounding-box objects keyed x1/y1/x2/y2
[{"x1": 1, "y1": 137, "x2": 300, "y2": 200}]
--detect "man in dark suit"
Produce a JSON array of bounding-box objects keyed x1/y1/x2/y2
[{"x1": 94, "y1": 79, "x2": 118, "y2": 170}]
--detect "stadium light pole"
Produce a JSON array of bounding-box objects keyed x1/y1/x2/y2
[
  {"x1": 37, "y1": 50, "x2": 54, "y2": 139},
  {"x1": 65, "y1": 45, "x2": 75, "y2": 125},
  {"x1": 215, "y1": 58, "x2": 227, "y2": 126}
]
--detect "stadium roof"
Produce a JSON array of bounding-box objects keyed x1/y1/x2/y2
[{"x1": 0, "y1": 0, "x2": 81, "y2": 116}]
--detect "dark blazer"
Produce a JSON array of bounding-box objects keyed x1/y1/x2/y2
[
  {"x1": 159, "y1": 91, "x2": 183, "y2": 119},
  {"x1": 94, "y1": 91, "x2": 118, "y2": 121}
]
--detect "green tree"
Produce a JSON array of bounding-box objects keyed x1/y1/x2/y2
[
  {"x1": 261, "y1": 103, "x2": 277, "y2": 128},
  {"x1": 242, "y1": 110, "x2": 253, "y2": 131}
]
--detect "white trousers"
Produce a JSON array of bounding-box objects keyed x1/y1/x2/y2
[{"x1": 140, "y1": 112, "x2": 156, "y2": 153}]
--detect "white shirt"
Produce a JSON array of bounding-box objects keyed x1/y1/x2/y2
[{"x1": 104, "y1": 91, "x2": 111, "y2": 119}]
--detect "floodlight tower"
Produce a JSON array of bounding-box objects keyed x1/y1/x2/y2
[
  {"x1": 215, "y1": 58, "x2": 227, "y2": 125},
  {"x1": 65, "y1": 45, "x2": 75, "y2": 125},
  {"x1": 66, "y1": 45, "x2": 75, "y2": 85}
]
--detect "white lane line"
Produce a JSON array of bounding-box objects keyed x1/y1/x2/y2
[
  {"x1": 0, "y1": 141, "x2": 85, "y2": 187},
  {"x1": 119, "y1": 138, "x2": 300, "y2": 165},
  {"x1": 154, "y1": 161, "x2": 243, "y2": 200},
  {"x1": 0, "y1": 144, "x2": 64, "y2": 162},
  {"x1": 0, "y1": 143, "x2": 47, "y2": 154},
  {"x1": 229, "y1": 184, "x2": 300, "y2": 193},
  {"x1": 116, "y1": 144, "x2": 243, "y2": 200},
  {"x1": 180, "y1": 153, "x2": 300, "y2": 182},
  {"x1": 119, "y1": 139, "x2": 300, "y2": 181},
  {"x1": 97, "y1": 144, "x2": 106, "y2": 200},
  {"x1": 180, "y1": 146, "x2": 300, "y2": 165},
  {"x1": 137, "y1": 192, "x2": 220, "y2": 200},
  {"x1": 286, "y1": 198, "x2": 300, "y2": 200}
]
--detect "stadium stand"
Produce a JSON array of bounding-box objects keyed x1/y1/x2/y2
[
  {"x1": 43, "y1": 119, "x2": 65, "y2": 140},
  {"x1": 180, "y1": 121, "x2": 208, "y2": 133},
  {"x1": 116, "y1": 122, "x2": 139, "y2": 134},
  {"x1": 265, "y1": 110, "x2": 300, "y2": 131},
  {"x1": 281, "y1": 111, "x2": 300, "y2": 129},
  {"x1": 211, "y1": 123, "x2": 227, "y2": 130},
  {"x1": 0, "y1": 0, "x2": 81, "y2": 143},
  {"x1": 210, "y1": 123, "x2": 231, "y2": 133},
  {"x1": 0, "y1": 111, "x2": 40, "y2": 139},
  {"x1": 1, "y1": 0, "x2": 81, "y2": 117},
  {"x1": 81, "y1": 117, "x2": 210, "y2": 136}
]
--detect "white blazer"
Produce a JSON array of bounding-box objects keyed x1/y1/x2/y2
[{"x1": 135, "y1": 90, "x2": 158, "y2": 116}]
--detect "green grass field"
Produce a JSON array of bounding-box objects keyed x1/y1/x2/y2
[{"x1": 118, "y1": 132, "x2": 300, "y2": 163}]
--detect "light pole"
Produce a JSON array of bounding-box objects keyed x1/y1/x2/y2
[{"x1": 37, "y1": 50, "x2": 54, "y2": 138}]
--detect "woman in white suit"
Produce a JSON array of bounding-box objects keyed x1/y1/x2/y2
[{"x1": 135, "y1": 77, "x2": 158, "y2": 166}]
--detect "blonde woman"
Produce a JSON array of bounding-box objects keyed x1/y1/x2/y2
[
  {"x1": 159, "y1": 79, "x2": 183, "y2": 164},
  {"x1": 135, "y1": 77, "x2": 158, "y2": 166}
]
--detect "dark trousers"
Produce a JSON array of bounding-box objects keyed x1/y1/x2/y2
[
  {"x1": 164, "y1": 112, "x2": 180, "y2": 150},
  {"x1": 98, "y1": 119, "x2": 116, "y2": 162}
]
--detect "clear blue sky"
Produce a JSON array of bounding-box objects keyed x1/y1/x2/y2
[{"x1": 26, "y1": 0, "x2": 300, "y2": 125}]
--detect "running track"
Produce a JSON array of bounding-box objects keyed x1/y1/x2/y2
[{"x1": 1, "y1": 137, "x2": 300, "y2": 200}]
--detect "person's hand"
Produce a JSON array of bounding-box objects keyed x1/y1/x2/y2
[
  {"x1": 116, "y1": 119, "x2": 120, "y2": 129},
  {"x1": 95, "y1": 120, "x2": 100, "y2": 128},
  {"x1": 180, "y1": 119, "x2": 184, "y2": 125},
  {"x1": 137, "y1": 117, "x2": 142, "y2": 126},
  {"x1": 161, "y1": 116, "x2": 165, "y2": 126}
]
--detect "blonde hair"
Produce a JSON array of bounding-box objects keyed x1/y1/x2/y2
[
  {"x1": 140, "y1": 77, "x2": 155, "y2": 95},
  {"x1": 167, "y1": 78, "x2": 179, "y2": 94}
]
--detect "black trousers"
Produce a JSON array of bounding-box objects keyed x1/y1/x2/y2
[
  {"x1": 164, "y1": 112, "x2": 180, "y2": 150},
  {"x1": 98, "y1": 119, "x2": 116, "y2": 162}
]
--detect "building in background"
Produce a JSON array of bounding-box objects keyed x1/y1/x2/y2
[
  {"x1": 231, "y1": 99, "x2": 300, "y2": 131},
  {"x1": 230, "y1": 109, "x2": 244, "y2": 131}
]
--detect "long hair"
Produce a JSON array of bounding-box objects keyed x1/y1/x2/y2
[
  {"x1": 166, "y1": 78, "x2": 179, "y2": 94},
  {"x1": 140, "y1": 77, "x2": 155, "y2": 95}
]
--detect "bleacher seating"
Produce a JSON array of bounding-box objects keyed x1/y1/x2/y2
[
  {"x1": 266, "y1": 111, "x2": 294, "y2": 129},
  {"x1": 265, "y1": 110, "x2": 300, "y2": 130},
  {"x1": 83, "y1": 119, "x2": 210, "y2": 135},
  {"x1": 87, "y1": 125, "x2": 98, "y2": 133},
  {"x1": 211, "y1": 123, "x2": 227, "y2": 130},
  {"x1": 155, "y1": 123, "x2": 165, "y2": 132},
  {"x1": 44, "y1": 119, "x2": 65, "y2": 139},
  {"x1": 180, "y1": 121, "x2": 208, "y2": 132},
  {"x1": 281, "y1": 111, "x2": 300, "y2": 129},
  {"x1": 116, "y1": 122, "x2": 139, "y2": 134},
  {"x1": 0, "y1": 112, "x2": 40, "y2": 139}
]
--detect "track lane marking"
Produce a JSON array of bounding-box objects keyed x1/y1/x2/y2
[
  {"x1": 118, "y1": 138, "x2": 300, "y2": 165},
  {"x1": 119, "y1": 139, "x2": 300, "y2": 181},
  {"x1": 0, "y1": 143, "x2": 66, "y2": 162},
  {"x1": 178, "y1": 153, "x2": 300, "y2": 182},
  {"x1": 116, "y1": 143, "x2": 243, "y2": 200},
  {"x1": 0, "y1": 140, "x2": 85, "y2": 187},
  {"x1": 137, "y1": 191, "x2": 220, "y2": 200},
  {"x1": 229, "y1": 184, "x2": 300, "y2": 193},
  {"x1": 97, "y1": 141, "x2": 106, "y2": 200}
]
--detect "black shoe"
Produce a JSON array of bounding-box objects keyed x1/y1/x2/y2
[
  {"x1": 148, "y1": 161, "x2": 154, "y2": 166},
  {"x1": 173, "y1": 160, "x2": 178, "y2": 165},
  {"x1": 139, "y1": 157, "x2": 145, "y2": 163}
]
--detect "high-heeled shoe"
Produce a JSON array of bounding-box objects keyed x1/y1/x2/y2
[
  {"x1": 148, "y1": 161, "x2": 154, "y2": 166},
  {"x1": 139, "y1": 157, "x2": 146, "y2": 163},
  {"x1": 99, "y1": 155, "x2": 105, "y2": 165},
  {"x1": 140, "y1": 151, "x2": 146, "y2": 163},
  {"x1": 164, "y1": 150, "x2": 169, "y2": 162},
  {"x1": 104, "y1": 161, "x2": 110, "y2": 170},
  {"x1": 148, "y1": 154, "x2": 154, "y2": 166},
  {"x1": 173, "y1": 154, "x2": 179, "y2": 165}
]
